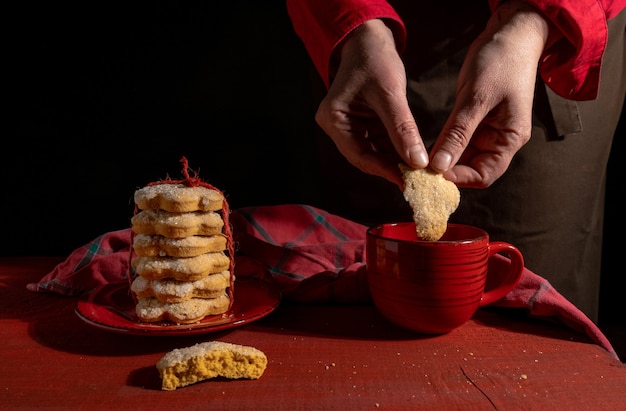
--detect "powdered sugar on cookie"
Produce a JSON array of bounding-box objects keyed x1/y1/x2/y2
[
  {"x1": 134, "y1": 184, "x2": 223, "y2": 212},
  {"x1": 399, "y1": 164, "x2": 460, "y2": 241},
  {"x1": 130, "y1": 175, "x2": 233, "y2": 324}
]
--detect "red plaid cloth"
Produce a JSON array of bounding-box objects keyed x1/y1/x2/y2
[{"x1": 27, "y1": 204, "x2": 617, "y2": 359}]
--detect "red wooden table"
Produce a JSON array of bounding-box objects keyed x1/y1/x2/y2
[{"x1": 3, "y1": 257, "x2": 625, "y2": 410}]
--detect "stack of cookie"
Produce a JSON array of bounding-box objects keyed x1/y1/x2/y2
[{"x1": 129, "y1": 183, "x2": 233, "y2": 324}]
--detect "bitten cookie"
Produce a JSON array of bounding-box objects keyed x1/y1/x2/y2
[
  {"x1": 131, "y1": 252, "x2": 231, "y2": 281},
  {"x1": 131, "y1": 271, "x2": 231, "y2": 303},
  {"x1": 135, "y1": 183, "x2": 224, "y2": 212},
  {"x1": 135, "y1": 294, "x2": 230, "y2": 324},
  {"x1": 399, "y1": 163, "x2": 460, "y2": 241},
  {"x1": 157, "y1": 341, "x2": 268, "y2": 390}
]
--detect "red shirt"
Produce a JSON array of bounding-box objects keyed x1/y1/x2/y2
[{"x1": 286, "y1": 0, "x2": 626, "y2": 100}]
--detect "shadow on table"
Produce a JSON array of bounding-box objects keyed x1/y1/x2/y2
[
  {"x1": 127, "y1": 366, "x2": 243, "y2": 391},
  {"x1": 246, "y1": 301, "x2": 598, "y2": 348},
  {"x1": 473, "y1": 307, "x2": 598, "y2": 344},
  {"x1": 11, "y1": 272, "x2": 602, "y2": 360},
  {"x1": 127, "y1": 366, "x2": 163, "y2": 391},
  {"x1": 21, "y1": 290, "x2": 235, "y2": 357}
]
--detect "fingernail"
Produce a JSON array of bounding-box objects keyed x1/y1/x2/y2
[
  {"x1": 431, "y1": 151, "x2": 452, "y2": 172},
  {"x1": 410, "y1": 149, "x2": 429, "y2": 168}
]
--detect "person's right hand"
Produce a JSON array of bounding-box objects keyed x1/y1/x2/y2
[{"x1": 314, "y1": 19, "x2": 429, "y2": 188}]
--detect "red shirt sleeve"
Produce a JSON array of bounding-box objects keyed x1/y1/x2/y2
[
  {"x1": 288, "y1": 0, "x2": 625, "y2": 101},
  {"x1": 286, "y1": 0, "x2": 406, "y2": 88},
  {"x1": 487, "y1": 0, "x2": 624, "y2": 100}
]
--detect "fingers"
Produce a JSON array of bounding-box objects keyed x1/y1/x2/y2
[
  {"x1": 430, "y1": 88, "x2": 487, "y2": 174},
  {"x1": 435, "y1": 108, "x2": 529, "y2": 188},
  {"x1": 315, "y1": 18, "x2": 430, "y2": 184},
  {"x1": 315, "y1": 71, "x2": 428, "y2": 186},
  {"x1": 330, "y1": 127, "x2": 405, "y2": 187},
  {"x1": 373, "y1": 99, "x2": 430, "y2": 169},
  {"x1": 442, "y1": 152, "x2": 511, "y2": 188},
  {"x1": 318, "y1": 105, "x2": 425, "y2": 188}
]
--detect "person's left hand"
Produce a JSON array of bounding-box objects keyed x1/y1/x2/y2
[{"x1": 429, "y1": 1, "x2": 551, "y2": 188}]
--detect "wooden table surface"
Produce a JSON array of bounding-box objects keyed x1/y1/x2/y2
[{"x1": 3, "y1": 257, "x2": 625, "y2": 410}]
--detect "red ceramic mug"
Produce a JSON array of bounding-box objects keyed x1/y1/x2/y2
[{"x1": 366, "y1": 222, "x2": 524, "y2": 334}]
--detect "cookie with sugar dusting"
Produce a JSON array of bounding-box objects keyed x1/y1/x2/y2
[
  {"x1": 156, "y1": 341, "x2": 267, "y2": 390},
  {"x1": 131, "y1": 271, "x2": 231, "y2": 303},
  {"x1": 399, "y1": 163, "x2": 460, "y2": 241},
  {"x1": 133, "y1": 234, "x2": 227, "y2": 257},
  {"x1": 134, "y1": 183, "x2": 224, "y2": 212},
  {"x1": 135, "y1": 294, "x2": 230, "y2": 324},
  {"x1": 132, "y1": 252, "x2": 231, "y2": 281},
  {"x1": 131, "y1": 210, "x2": 224, "y2": 239}
]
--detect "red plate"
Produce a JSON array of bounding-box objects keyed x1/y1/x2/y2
[{"x1": 76, "y1": 278, "x2": 281, "y2": 336}]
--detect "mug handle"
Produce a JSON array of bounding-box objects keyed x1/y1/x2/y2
[{"x1": 479, "y1": 242, "x2": 525, "y2": 306}]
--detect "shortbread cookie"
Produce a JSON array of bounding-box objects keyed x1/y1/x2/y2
[
  {"x1": 131, "y1": 271, "x2": 231, "y2": 303},
  {"x1": 132, "y1": 234, "x2": 227, "y2": 257},
  {"x1": 135, "y1": 183, "x2": 224, "y2": 212},
  {"x1": 131, "y1": 210, "x2": 224, "y2": 238},
  {"x1": 132, "y1": 252, "x2": 231, "y2": 281},
  {"x1": 399, "y1": 164, "x2": 460, "y2": 241},
  {"x1": 157, "y1": 341, "x2": 268, "y2": 390},
  {"x1": 135, "y1": 294, "x2": 230, "y2": 324}
]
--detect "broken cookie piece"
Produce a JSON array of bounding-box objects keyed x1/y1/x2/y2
[
  {"x1": 399, "y1": 163, "x2": 460, "y2": 241},
  {"x1": 157, "y1": 341, "x2": 268, "y2": 390}
]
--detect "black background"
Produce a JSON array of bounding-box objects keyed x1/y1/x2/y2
[{"x1": 8, "y1": 2, "x2": 323, "y2": 257}]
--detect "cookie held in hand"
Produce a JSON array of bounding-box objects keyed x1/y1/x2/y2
[{"x1": 399, "y1": 163, "x2": 460, "y2": 241}]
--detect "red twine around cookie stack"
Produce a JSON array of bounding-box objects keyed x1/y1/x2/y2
[{"x1": 127, "y1": 156, "x2": 236, "y2": 311}]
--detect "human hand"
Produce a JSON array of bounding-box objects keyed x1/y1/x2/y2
[
  {"x1": 429, "y1": 1, "x2": 551, "y2": 188},
  {"x1": 315, "y1": 19, "x2": 429, "y2": 188}
]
